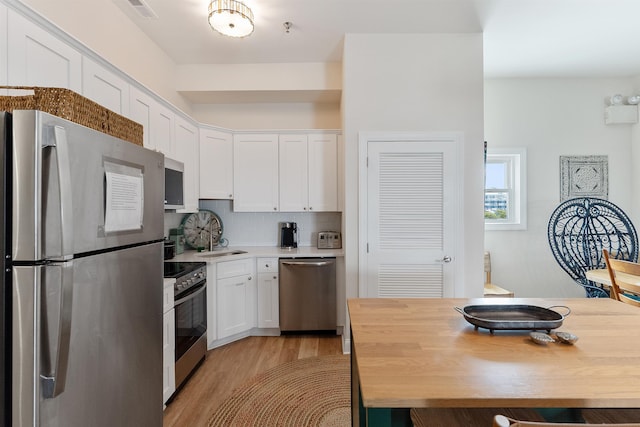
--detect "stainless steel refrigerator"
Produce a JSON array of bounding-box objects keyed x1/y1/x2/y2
[{"x1": 0, "y1": 110, "x2": 165, "y2": 426}]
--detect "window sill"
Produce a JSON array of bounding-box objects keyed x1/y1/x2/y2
[{"x1": 485, "y1": 222, "x2": 527, "y2": 231}]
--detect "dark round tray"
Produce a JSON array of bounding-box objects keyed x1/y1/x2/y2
[{"x1": 454, "y1": 304, "x2": 570, "y2": 333}]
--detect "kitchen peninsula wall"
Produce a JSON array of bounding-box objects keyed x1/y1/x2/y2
[{"x1": 164, "y1": 201, "x2": 341, "y2": 247}]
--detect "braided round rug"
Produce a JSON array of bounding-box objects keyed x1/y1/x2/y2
[{"x1": 207, "y1": 354, "x2": 351, "y2": 427}]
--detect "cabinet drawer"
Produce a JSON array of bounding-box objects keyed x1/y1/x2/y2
[
  {"x1": 257, "y1": 257, "x2": 278, "y2": 273},
  {"x1": 217, "y1": 258, "x2": 254, "y2": 279}
]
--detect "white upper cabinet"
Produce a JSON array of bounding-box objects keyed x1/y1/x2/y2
[
  {"x1": 279, "y1": 134, "x2": 309, "y2": 212},
  {"x1": 279, "y1": 133, "x2": 338, "y2": 212},
  {"x1": 0, "y1": 4, "x2": 7, "y2": 87},
  {"x1": 337, "y1": 134, "x2": 344, "y2": 212},
  {"x1": 307, "y1": 134, "x2": 338, "y2": 212},
  {"x1": 151, "y1": 102, "x2": 175, "y2": 158},
  {"x1": 200, "y1": 128, "x2": 233, "y2": 199},
  {"x1": 129, "y1": 86, "x2": 153, "y2": 149},
  {"x1": 174, "y1": 116, "x2": 199, "y2": 213},
  {"x1": 7, "y1": 9, "x2": 81, "y2": 91},
  {"x1": 81, "y1": 57, "x2": 129, "y2": 116},
  {"x1": 233, "y1": 133, "x2": 279, "y2": 212}
]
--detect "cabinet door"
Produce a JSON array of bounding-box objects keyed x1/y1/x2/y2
[
  {"x1": 279, "y1": 134, "x2": 308, "y2": 212},
  {"x1": 175, "y1": 116, "x2": 199, "y2": 213},
  {"x1": 337, "y1": 134, "x2": 344, "y2": 212},
  {"x1": 129, "y1": 86, "x2": 153, "y2": 149},
  {"x1": 0, "y1": 4, "x2": 7, "y2": 87},
  {"x1": 151, "y1": 103, "x2": 175, "y2": 157},
  {"x1": 308, "y1": 134, "x2": 338, "y2": 212},
  {"x1": 200, "y1": 128, "x2": 233, "y2": 199},
  {"x1": 82, "y1": 57, "x2": 129, "y2": 116},
  {"x1": 217, "y1": 275, "x2": 251, "y2": 339},
  {"x1": 7, "y1": 9, "x2": 81, "y2": 91},
  {"x1": 162, "y1": 308, "x2": 175, "y2": 404},
  {"x1": 233, "y1": 134, "x2": 279, "y2": 212},
  {"x1": 257, "y1": 272, "x2": 279, "y2": 328},
  {"x1": 206, "y1": 263, "x2": 217, "y2": 346}
]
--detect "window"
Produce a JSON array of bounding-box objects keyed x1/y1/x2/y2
[{"x1": 485, "y1": 148, "x2": 527, "y2": 230}]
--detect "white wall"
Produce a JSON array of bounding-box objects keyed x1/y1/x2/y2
[
  {"x1": 15, "y1": 0, "x2": 191, "y2": 112},
  {"x1": 484, "y1": 78, "x2": 636, "y2": 297},
  {"x1": 342, "y1": 33, "x2": 485, "y2": 306},
  {"x1": 632, "y1": 76, "x2": 640, "y2": 229}
]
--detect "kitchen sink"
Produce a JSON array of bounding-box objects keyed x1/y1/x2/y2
[{"x1": 197, "y1": 250, "x2": 248, "y2": 258}]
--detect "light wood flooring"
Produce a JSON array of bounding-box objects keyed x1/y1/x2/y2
[{"x1": 162, "y1": 334, "x2": 344, "y2": 427}]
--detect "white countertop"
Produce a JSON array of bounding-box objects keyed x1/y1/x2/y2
[{"x1": 168, "y1": 246, "x2": 344, "y2": 263}]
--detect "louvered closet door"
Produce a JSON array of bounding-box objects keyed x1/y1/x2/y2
[{"x1": 366, "y1": 140, "x2": 457, "y2": 298}]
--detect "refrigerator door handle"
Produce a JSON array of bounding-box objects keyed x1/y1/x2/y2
[
  {"x1": 43, "y1": 125, "x2": 74, "y2": 260},
  {"x1": 40, "y1": 261, "x2": 74, "y2": 398}
]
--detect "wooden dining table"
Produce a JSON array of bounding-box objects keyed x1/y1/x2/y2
[{"x1": 348, "y1": 297, "x2": 640, "y2": 427}]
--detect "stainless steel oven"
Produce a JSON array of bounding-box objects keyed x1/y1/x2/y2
[{"x1": 164, "y1": 262, "x2": 207, "y2": 392}]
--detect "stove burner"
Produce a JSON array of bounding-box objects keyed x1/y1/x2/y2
[{"x1": 163, "y1": 261, "x2": 206, "y2": 279}]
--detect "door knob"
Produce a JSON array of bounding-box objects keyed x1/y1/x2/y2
[{"x1": 437, "y1": 256, "x2": 452, "y2": 263}]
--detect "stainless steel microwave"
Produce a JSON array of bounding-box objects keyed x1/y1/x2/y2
[{"x1": 164, "y1": 157, "x2": 184, "y2": 210}]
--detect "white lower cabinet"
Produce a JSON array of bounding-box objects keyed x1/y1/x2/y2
[
  {"x1": 257, "y1": 258, "x2": 279, "y2": 328},
  {"x1": 217, "y1": 258, "x2": 256, "y2": 339},
  {"x1": 162, "y1": 279, "x2": 176, "y2": 405}
]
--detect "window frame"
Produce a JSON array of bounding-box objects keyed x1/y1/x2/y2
[{"x1": 484, "y1": 147, "x2": 527, "y2": 231}]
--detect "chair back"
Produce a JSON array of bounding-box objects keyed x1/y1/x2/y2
[
  {"x1": 547, "y1": 198, "x2": 638, "y2": 298},
  {"x1": 494, "y1": 414, "x2": 640, "y2": 427},
  {"x1": 484, "y1": 251, "x2": 492, "y2": 283},
  {"x1": 603, "y1": 249, "x2": 640, "y2": 307}
]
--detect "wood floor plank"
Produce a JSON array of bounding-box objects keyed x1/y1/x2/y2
[
  {"x1": 298, "y1": 335, "x2": 320, "y2": 359},
  {"x1": 163, "y1": 334, "x2": 343, "y2": 427}
]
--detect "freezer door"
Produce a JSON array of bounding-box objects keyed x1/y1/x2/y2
[
  {"x1": 1, "y1": 112, "x2": 9, "y2": 426},
  {"x1": 11, "y1": 110, "x2": 164, "y2": 262},
  {"x1": 12, "y1": 242, "x2": 163, "y2": 427}
]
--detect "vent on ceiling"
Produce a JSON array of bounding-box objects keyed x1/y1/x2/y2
[{"x1": 126, "y1": 0, "x2": 158, "y2": 19}]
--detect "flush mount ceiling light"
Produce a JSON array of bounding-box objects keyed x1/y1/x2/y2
[{"x1": 208, "y1": 0, "x2": 254, "y2": 38}]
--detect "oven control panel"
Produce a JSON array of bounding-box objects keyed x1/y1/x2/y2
[{"x1": 175, "y1": 265, "x2": 207, "y2": 295}]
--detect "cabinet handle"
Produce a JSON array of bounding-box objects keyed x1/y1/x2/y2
[
  {"x1": 273, "y1": 207, "x2": 277, "y2": 211},
  {"x1": 228, "y1": 194, "x2": 232, "y2": 198},
  {"x1": 273, "y1": 276, "x2": 277, "y2": 280},
  {"x1": 248, "y1": 276, "x2": 252, "y2": 280},
  {"x1": 309, "y1": 207, "x2": 313, "y2": 211},
  {"x1": 304, "y1": 207, "x2": 307, "y2": 210}
]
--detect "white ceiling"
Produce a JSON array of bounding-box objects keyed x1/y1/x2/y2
[{"x1": 113, "y1": 0, "x2": 640, "y2": 78}]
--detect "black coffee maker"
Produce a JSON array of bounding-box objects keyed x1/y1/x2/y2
[{"x1": 280, "y1": 222, "x2": 298, "y2": 248}]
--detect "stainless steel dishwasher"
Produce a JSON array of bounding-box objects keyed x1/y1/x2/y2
[{"x1": 279, "y1": 258, "x2": 336, "y2": 332}]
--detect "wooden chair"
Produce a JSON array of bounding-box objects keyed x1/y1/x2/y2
[
  {"x1": 603, "y1": 248, "x2": 640, "y2": 307},
  {"x1": 410, "y1": 408, "x2": 545, "y2": 427},
  {"x1": 483, "y1": 251, "x2": 515, "y2": 297},
  {"x1": 493, "y1": 413, "x2": 640, "y2": 426}
]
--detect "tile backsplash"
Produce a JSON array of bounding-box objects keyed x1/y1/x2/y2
[{"x1": 164, "y1": 200, "x2": 341, "y2": 247}]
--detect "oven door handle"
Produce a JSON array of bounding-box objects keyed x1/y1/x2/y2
[{"x1": 174, "y1": 282, "x2": 206, "y2": 306}]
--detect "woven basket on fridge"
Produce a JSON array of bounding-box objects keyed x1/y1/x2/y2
[{"x1": 0, "y1": 86, "x2": 143, "y2": 146}]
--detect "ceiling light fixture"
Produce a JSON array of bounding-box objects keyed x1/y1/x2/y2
[{"x1": 208, "y1": 0, "x2": 254, "y2": 38}]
